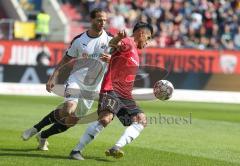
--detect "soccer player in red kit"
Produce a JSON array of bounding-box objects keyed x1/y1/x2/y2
[{"x1": 69, "y1": 22, "x2": 153, "y2": 160}]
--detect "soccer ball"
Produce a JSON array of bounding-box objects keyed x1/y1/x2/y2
[{"x1": 153, "y1": 80, "x2": 174, "y2": 100}]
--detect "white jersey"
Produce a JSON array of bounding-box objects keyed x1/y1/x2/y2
[
  {"x1": 66, "y1": 30, "x2": 112, "y2": 92},
  {"x1": 63, "y1": 30, "x2": 112, "y2": 116}
]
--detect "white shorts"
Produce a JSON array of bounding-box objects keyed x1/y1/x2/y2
[{"x1": 64, "y1": 77, "x2": 94, "y2": 117}]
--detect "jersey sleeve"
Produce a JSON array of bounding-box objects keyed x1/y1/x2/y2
[
  {"x1": 118, "y1": 37, "x2": 132, "y2": 53},
  {"x1": 66, "y1": 39, "x2": 79, "y2": 58},
  {"x1": 107, "y1": 35, "x2": 113, "y2": 42},
  {"x1": 104, "y1": 32, "x2": 114, "y2": 54},
  {"x1": 106, "y1": 31, "x2": 113, "y2": 42}
]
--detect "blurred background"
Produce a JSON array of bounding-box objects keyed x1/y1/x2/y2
[{"x1": 0, "y1": 0, "x2": 240, "y2": 93}]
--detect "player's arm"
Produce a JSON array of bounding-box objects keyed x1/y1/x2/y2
[
  {"x1": 46, "y1": 36, "x2": 79, "y2": 92},
  {"x1": 46, "y1": 55, "x2": 74, "y2": 92},
  {"x1": 100, "y1": 33, "x2": 115, "y2": 63},
  {"x1": 109, "y1": 30, "x2": 127, "y2": 49},
  {"x1": 100, "y1": 53, "x2": 111, "y2": 63}
]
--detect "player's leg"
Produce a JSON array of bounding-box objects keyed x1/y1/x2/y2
[
  {"x1": 114, "y1": 112, "x2": 147, "y2": 147},
  {"x1": 69, "y1": 110, "x2": 114, "y2": 160},
  {"x1": 21, "y1": 108, "x2": 61, "y2": 141},
  {"x1": 36, "y1": 97, "x2": 79, "y2": 149},
  {"x1": 35, "y1": 115, "x2": 79, "y2": 151},
  {"x1": 39, "y1": 97, "x2": 94, "y2": 141},
  {"x1": 106, "y1": 109, "x2": 147, "y2": 158},
  {"x1": 21, "y1": 80, "x2": 79, "y2": 141},
  {"x1": 35, "y1": 100, "x2": 76, "y2": 131},
  {"x1": 69, "y1": 91, "x2": 119, "y2": 160},
  {"x1": 36, "y1": 94, "x2": 96, "y2": 151},
  {"x1": 39, "y1": 109, "x2": 78, "y2": 139},
  {"x1": 35, "y1": 101, "x2": 78, "y2": 150},
  {"x1": 35, "y1": 80, "x2": 80, "y2": 150}
]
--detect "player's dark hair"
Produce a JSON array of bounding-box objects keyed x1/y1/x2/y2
[
  {"x1": 90, "y1": 8, "x2": 105, "y2": 19},
  {"x1": 133, "y1": 22, "x2": 153, "y2": 36}
]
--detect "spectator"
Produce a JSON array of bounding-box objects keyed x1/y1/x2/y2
[
  {"x1": 234, "y1": 26, "x2": 240, "y2": 49},
  {"x1": 110, "y1": 9, "x2": 126, "y2": 30},
  {"x1": 0, "y1": 29, "x2": 4, "y2": 39},
  {"x1": 60, "y1": 0, "x2": 240, "y2": 49},
  {"x1": 221, "y1": 24, "x2": 234, "y2": 50},
  {"x1": 89, "y1": 0, "x2": 107, "y2": 11},
  {"x1": 190, "y1": 12, "x2": 202, "y2": 31},
  {"x1": 143, "y1": 0, "x2": 162, "y2": 20},
  {"x1": 114, "y1": 0, "x2": 130, "y2": 17},
  {"x1": 209, "y1": 37, "x2": 219, "y2": 49},
  {"x1": 36, "y1": 51, "x2": 50, "y2": 66},
  {"x1": 35, "y1": 10, "x2": 51, "y2": 41}
]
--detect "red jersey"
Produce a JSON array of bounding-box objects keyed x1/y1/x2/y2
[{"x1": 101, "y1": 37, "x2": 139, "y2": 99}]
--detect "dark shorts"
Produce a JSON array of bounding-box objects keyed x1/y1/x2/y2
[{"x1": 97, "y1": 91, "x2": 143, "y2": 126}]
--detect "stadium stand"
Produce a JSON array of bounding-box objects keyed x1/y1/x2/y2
[
  {"x1": 0, "y1": 4, "x2": 10, "y2": 39},
  {"x1": 60, "y1": 2, "x2": 84, "y2": 40},
  {"x1": 0, "y1": 0, "x2": 240, "y2": 46},
  {"x1": 56, "y1": 0, "x2": 240, "y2": 50},
  {"x1": 1, "y1": 0, "x2": 240, "y2": 49},
  {"x1": 0, "y1": 4, "x2": 7, "y2": 19}
]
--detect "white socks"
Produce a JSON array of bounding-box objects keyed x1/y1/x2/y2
[
  {"x1": 115, "y1": 122, "x2": 144, "y2": 148},
  {"x1": 73, "y1": 121, "x2": 104, "y2": 152},
  {"x1": 73, "y1": 121, "x2": 144, "y2": 152}
]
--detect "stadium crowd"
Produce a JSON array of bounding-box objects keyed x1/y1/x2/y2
[
  {"x1": 1, "y1": 0, "x2": 240, "y2": 50},
  {"x1": 60, "y1": 0, "x2": 240, "y2": 50}
]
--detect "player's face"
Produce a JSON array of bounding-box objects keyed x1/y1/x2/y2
[
  {"x1": 136, "y1": 29, "x2": 152, "y2": 49},
  {"x1": 91, "y1": 12, "x2": 107, "y2": 32}
]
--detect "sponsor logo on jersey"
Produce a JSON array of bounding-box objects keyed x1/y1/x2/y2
[{"x1": 130, "y1": 57, "x2": 139, "y2": 66}]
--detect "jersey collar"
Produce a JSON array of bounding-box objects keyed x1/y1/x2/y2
[{"x1": 86, "y1": 30, "x2": 103, "y2": 38}]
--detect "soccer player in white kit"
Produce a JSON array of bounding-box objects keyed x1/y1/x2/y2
[{"x1": 21, "y1": 8, "x2": 112, "y2": 151}]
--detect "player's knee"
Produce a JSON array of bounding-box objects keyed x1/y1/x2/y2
[
  {"x1": 99, "y1": 118, "x2": 111, "y2": 127},
  {"x1": 65, "y1": 115, "x2": 79, "y2": 127},
  {"x1": 62, "y1": 101, "x2": 77, "y2": 117},
  {"x1": 132, "y1": 113, "x2": 147, "y2": 127},
  {"x1": 98, "y1": 110, "x2": 113, "y2": 127},
  {"x1": 139, "y1": 113, "x2": 147, "y2": 127},
  {"x1": 99, "y1": 115, "x2": 113, "y2": 127}
]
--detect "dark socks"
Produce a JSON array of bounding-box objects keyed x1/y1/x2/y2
[
  {"x1": 40, "y1": 122, "x2": 69, "y2": 139},
  {"x1": 34, "y1": 109, "x2": 60, "y2": 132}
]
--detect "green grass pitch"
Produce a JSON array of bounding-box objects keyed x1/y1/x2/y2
[{"x1": 0, "y1": 95, "x2": 240, "y2": 166}]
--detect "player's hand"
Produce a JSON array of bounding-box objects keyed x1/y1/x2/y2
[
  {"x1": 117, "y1": 30, "x2": 127, "y2": 40},
  {"x1": 100, "y1": 53, "x2": 111, "y2": 63},
  {"x1": 46, "y1": 75, "x2": 56, "y2": 93}
]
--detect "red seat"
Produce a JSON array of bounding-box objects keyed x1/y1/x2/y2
[
  {"x1": 61, "y1": 4, "x2": 85, "y2": 41},
  {"x1": 61, "y1": 4, "x2": 81, "y2": 21}
]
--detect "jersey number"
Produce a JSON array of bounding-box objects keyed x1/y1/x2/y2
[{"x1": 106, "y1": 98, "x2": 117, "y2": 110}]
